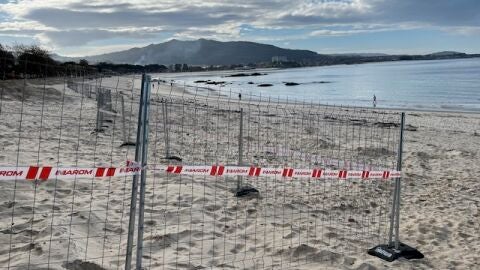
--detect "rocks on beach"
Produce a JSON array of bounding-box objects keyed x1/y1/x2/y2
[
  {"x1": 194, "y1": 79, "x2": 227, "y2": 85},
  {"x1": 226, "y1": 72, "x2": 266, "y2": 77}
]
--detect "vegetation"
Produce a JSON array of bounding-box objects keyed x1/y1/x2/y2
[
  {"x1": 0, "y1": 43, "x2": 170, "y2": 79},
  {"x1": 0, "y1": 44, "x2": 15, "y2": 79}
]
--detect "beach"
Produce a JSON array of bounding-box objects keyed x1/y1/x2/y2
[{"x1": 0, "y1": 77, "x2": 478, "y2": 270}]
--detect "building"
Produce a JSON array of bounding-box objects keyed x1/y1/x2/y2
[{"x1": 271, "y1": 56, "x2": 288, "y2": 63}]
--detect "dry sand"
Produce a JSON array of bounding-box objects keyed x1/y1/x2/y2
[{"x1": 0, "y1": 77, "x2": 478, "y2": 270}]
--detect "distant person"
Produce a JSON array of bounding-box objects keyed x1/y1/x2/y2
[
  {"x1": 373, "y1": 94, "x2": 377, "y2": 108},
  {"x1": 238, "y1": 93, "x2": 242, "y2": 100}
]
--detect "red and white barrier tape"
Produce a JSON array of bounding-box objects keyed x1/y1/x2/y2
[
  {"x1": 159, "y1": 165, "x2": 401, "y2": 180},
  {"x1": 0, "y1": 163, "x2": 400, "y2": 181},
  {"x1": 0, "y1": 165, "x2": 142, "y2": 181}
]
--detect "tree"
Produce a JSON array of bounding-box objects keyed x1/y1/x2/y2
[
  {"x1": 174, "y1": 64, "x2": 182, "y2": 72},
  {"x1": 14, "y1": 45, "x2": 58, "y2": 77},
  {"x1": 144, "y1": 64, "x2": 168, "y2": 73},
  {"x1": 0, "y1": 44, "x2": 15, "y2": 79},
  {"x1": 79, "y1": 59, "x2": 89, "y2": 66}
]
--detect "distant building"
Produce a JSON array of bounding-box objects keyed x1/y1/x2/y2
[{"x1": 272, "y1": 56, "x2": 288, "y2": 63}]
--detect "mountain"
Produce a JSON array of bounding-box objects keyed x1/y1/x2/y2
[
  {"x1": 51, "y1": 39, "x2": 480, "y2": 68},
  {"x1": 50, "y1": 53, "x2": 75, "y2": 62},
  {"x1": 68, "y1": 39, "x2": 322, "y2": 65},
  {"x1": 329, "y1": 53, "x2": 389, "y2": 57},
  {"x1": 428, "y1": 51, "x2": 465, "y2": 56}
]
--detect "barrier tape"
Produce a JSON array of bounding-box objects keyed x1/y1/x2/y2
[
  {"x1": 0, "y1": 162, "x2": 142, "y2": 181},
  {"x1": 159, "y1": 165, "x2": 401, "y2": 180},
  {"x1": 0, "y1": 164, "x2": 400, "y2": 181}
]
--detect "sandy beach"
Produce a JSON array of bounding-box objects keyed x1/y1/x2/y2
[{"x1": 0, "y1": 76, "x2": 478, "y2": 270}]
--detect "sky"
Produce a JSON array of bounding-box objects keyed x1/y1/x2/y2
[{"x1": 0, "y1": 0, "x2": 479, "y2": 57}]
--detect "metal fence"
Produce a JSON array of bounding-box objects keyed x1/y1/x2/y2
[
  {"x1": 0, "y1": 58, "x2": 141, "y2": 269},
  {"x1": 138, "y1": 78, "x2": 404, "y2": 269},
  {"x1": 0, "y1": 59, "x2": 406, "y2": 269}
]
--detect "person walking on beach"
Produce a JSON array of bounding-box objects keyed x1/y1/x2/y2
[{"x1": 373, "y1": 94, "x2": 377, "y2": 108}]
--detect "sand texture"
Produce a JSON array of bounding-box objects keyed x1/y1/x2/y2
[{"x1": 0, "y1": 77, "x2": 478, "y2": 270}]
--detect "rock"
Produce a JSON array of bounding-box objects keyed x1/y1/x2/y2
[
  {"x1": 284, "y1": 82, "x2": 300, "y2": 86},
  {"x1": 227, "y1": 73, "x2": 249, "y2": 77},
  {"x1": 205, "y1": 81, "x2": 226, "y2": 85},
  {"x1": 226, "y1": 72, "x2": 266, "y2": 77}
]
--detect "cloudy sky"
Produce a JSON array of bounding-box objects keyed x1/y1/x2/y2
[{"x1": 0, "y1": 0, "x2": 479, "y2": 56}]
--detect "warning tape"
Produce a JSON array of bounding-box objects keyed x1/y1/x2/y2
[
  {"x1": 159, "y1": 165, "x2": 401, "y2": 180},
  {"x1": 0, "y1": 165, "x2": 142, "y2": 181},
  {"x1": 0, "y1": 164, "x2": 400, "y2": 181}
]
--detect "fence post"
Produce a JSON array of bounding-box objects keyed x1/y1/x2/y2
[
  {"x1": 121, "y1": 94, "x2": 128, "y2": 143},
  {"x1": 162, "y1": 101, "x2": 170, "y2": 157},
  {"x1": 125, "y1": 74, "x2": 147, "y2": 270},
  {"x1": 237, "y1": 108, "x2": 244, "y2": 191},
  {"x1": 136, "y1": 75, "x2": 151, "y2": 270},
  {"x1": 104, "y1": 89, "x2": 110, "y2": 111},
  {"x1": 96, "y1": 90, "x2": 104, "y2": 131},
  {"x1": 368, "y1": 112, "x2": 422, "y2": 261},
  {"x1": 388, "y1": 112, "x2": 404, "y2": 247},
  {"x1": 394, "y1": 112, "x2": 405, "y2": 249}
]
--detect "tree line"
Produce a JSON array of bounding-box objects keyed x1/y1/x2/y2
[
  {"x1": 0, "y1": 44, "x2": 171, "y2": 79},
  {"x1": 1, "y1": 44, "x2": 76, "y2": 78}
]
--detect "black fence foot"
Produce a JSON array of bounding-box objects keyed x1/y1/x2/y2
[
  {"x1": 234, "y1": 186, "x2": 259, "y2": 198},
  {"x1": 120, "y1": 142, "x2": 136, "y2": 147},
  {"x1": 368, "y1": 242, "x2": 423, "y2": 262}
]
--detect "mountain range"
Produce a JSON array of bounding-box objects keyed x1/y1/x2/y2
[{"x1": 52, "y1": 39, "x2": 479, "y2": 66}]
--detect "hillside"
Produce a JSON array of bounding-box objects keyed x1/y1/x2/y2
[
  {"x1": 51, "y1": 39, "x2": 480, "y2": 68},
  {"x1": 75, "y1": 39, "x2": 322, "y2": 65}
]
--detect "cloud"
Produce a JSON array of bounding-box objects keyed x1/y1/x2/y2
[
  {"x1": 0, "y1": 0, "x2": 479, "y2": 54},
  {"x1": 309, "y1": 23, "x2": 420, "y2": 37},
  {"x1": 25, "y1": 7, "x2": 243, "y2": 29},
  {"x1": 37, "y1": 29, "x2": 158, "y2": 46}
]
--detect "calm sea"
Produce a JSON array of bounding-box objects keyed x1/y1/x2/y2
[{"x1": 154, "y1": 58, "x2": 480, "y2": 112}]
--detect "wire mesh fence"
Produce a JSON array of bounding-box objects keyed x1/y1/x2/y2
[
  {"x1": 0, "y1": 57, "x2": 405, "y2": 269},
  {"x1": 0, "y1": 57, "x2": 141, "y2": 269},
  {"x1": 139, "y1": 83, "x2": 402, "y2": 269}
]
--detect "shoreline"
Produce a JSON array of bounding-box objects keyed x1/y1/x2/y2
[{"x1": 165, "y1": 81, "x2": 480, "y2": 115}]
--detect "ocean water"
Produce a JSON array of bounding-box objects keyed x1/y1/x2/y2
[{"x1": 153, "y1": 58, "x2": 480, "y2": 112}]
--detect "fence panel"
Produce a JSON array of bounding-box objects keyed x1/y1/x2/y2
[
  {"x1": 0, "y1": 58, "x2": 141, "y2": 269},
  {"x1": 0, "y1": 58, "x2": 405, "y2": 269},
  {"x1": 139, "y1": 86, "x2": 402, "y2": 269}
]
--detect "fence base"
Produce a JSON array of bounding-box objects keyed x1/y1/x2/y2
[
  {"x1": 368, "y1": 242, "x2": 423, "y2": 262},
  {"x1": 120, "y1": 141, "x2": 136, "y2": 147},
  {"x1": 234, "y1": 185, "x2": 259, "y2": 198}
]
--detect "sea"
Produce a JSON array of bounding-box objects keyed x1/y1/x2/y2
[{"x1": 153, "y1": 58, "x2": 480, "y2": 112}]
